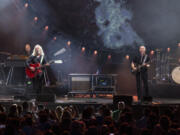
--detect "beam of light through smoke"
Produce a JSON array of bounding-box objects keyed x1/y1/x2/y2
[{"x1": 95, "y1": 0, "x2": 144, "y2": 49}]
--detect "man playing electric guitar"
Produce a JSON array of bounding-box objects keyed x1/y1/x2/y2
[
  {"x1": 131, "y1": 46, "x2": 150, "y2": 102},
  {"x1": 26, "y1": 44, "x2": 49, "y2": 95}
]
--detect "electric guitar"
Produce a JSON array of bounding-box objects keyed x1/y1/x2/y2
[
  {"x1": 25, "y1": 60, "x2": 62, "y2": 78},
  {"x1": 131, "y1": 63, "x2": 150, "y2": 74}
]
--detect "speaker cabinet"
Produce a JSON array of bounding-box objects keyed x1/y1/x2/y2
[{"x1": 37, "y1": 94, "x2": 56, "y2": 102}]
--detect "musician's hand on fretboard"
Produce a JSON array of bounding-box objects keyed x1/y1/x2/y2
[
  {"x1": 146, "y1": 64, "x2": 150, "y2": 67},
  {"x1": 45, "y1": 63, "x2": 50, "y2": 66},
  {"x1": 132, "y1": 67, "x2": 137, "y2": 71}
]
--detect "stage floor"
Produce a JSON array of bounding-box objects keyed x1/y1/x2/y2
[
  {"x1": 0, "y1": 85, "x2": 180, "y2": 106},
  {"x1": 55, "y1": 97, "x2": 113, "y2": 105},
  {"x1": 0, "y1": 95, "x2": 180, "y2": 106},
  {"x1": 55, "y1": 97, "x2": 180, "y2": 105}
]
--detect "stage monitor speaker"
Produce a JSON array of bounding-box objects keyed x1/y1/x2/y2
[
  {"x1": 37, "y1": 94, "x2": 56, "y2": 102},
  {"x1": 113, "y1": 95, "x2": 132, "y2": 108}
]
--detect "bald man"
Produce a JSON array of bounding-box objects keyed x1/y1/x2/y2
[
  {"x1": 131, "y1": 46, "x2": 150, "y2": 102},
  {"x1": 24, "y1": 44, "x2": 31, "y2": 57}
]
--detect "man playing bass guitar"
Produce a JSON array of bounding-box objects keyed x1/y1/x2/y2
[
  {"x1": 131, "y1": 46, "x2": 150, "y2": 102},
  {"x1": 26, "y1": 44, "x2": 49, "y2": 95}
]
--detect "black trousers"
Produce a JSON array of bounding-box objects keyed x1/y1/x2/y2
[
  {"x1": 32, "y1": 73, "x2": 44, "y2": 95},
  {"x1": 136, "y1": 71, "x2": 149, "y2": 100},
  {"x1": 0, "y1": 66, "x2": 5, "y2": 84}
]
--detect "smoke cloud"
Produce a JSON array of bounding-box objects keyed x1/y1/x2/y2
[{"x1": 95, "y1": 0, "x2": 144, "y2": 49}]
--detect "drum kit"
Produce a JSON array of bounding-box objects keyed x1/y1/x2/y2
[
  {"x1": 167, "y1": 56, "x2": 180, "y2": 84},
  {"x1": 172, "y1": 66, "x2": 180, "y2": 84},
  {"x1": 155, "y1": 49, "x2": 180, "y2": 85}
]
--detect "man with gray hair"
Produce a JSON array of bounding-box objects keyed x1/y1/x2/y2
[{"x1": 131, "y1": 45, "x2": 150, "y2": 102}]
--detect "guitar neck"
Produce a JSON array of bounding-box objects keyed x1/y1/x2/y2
[
  {"x1": 138, "y1": 63, "x2": 150, "y2": 68},
  {"x1": 36, "y1": 62, "x2": 51, "y2": 69},
  {"x1": 40, "y1": 64, "x2": 47, "y2": 68},
  {"x1": 32, "y1": 60, "x2": 62, "y2": 69},
  {"x1": 40, "y1": 63, "x2": 51, "y2": 68}
]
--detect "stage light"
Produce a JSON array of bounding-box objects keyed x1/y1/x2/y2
[
  {"x1": 24, "y1": 3, "x2": 28, "y2": 8},
  {"x1": 150, "y1": 50, "x2": 154, "y2": 55},
  {"x1": 108, "y1": 54, "x2": 111, "y2": 59},
  {"x1": 45, "y1": 26, "x2": 49, "y2": 31},
  {"x1": 133, "y1": 96, "x2": 138, "y2": 102},
  {"x1": 34, "y1": 17, "x2": 38, "y2": 22},
  {"x1": 67, "y1": 41, "x2": 71, "y2": 46},
  {"x1": 53, "y1": 37, "x2": 57, "y2": 41},
  {"x1": 125, "y1": 55, "x2": 129, "y2": 60},
  {"x1": 94, "y1": 50, "x2": 98, "y2": 55},
  {"x1": 81, "y1": 47, "x2": 85, "y2": 52},
  {"x1": 167, "y1": 47, "x2": 170, "y2": 52}
]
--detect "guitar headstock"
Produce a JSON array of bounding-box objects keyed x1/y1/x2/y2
[{"x1": 54, "y1": 60, "x2": 63, "y2": 64}]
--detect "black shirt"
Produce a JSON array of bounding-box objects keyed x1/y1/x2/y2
[{"x1": 132, "y1": 54, "x2": 150, "y2": 72}]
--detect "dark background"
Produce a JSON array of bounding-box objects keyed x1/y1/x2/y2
[{"x1": 1, "y1": 0, "x2": 180, "y2": 53}]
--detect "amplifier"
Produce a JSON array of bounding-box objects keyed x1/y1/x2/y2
[
  {"x1": 37, "y1": 94, "x2": 56, "y2": 102},
  {"x1": 68, "y1": 74, "x2": 117, "y2": 93},
  {"x1": 68, "y1": 74, "x2": 92, "y2": 92}
]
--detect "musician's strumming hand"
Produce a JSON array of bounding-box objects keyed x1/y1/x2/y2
[
  {"x1": 29, "y1": 66, "x2": 35, "y2": 71},
  {"x1": 132, "y1": 67, "x2": 137, "y2": 71}
]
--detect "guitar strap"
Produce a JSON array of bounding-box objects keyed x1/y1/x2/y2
[
  {"x1": 142, "y1": 54, "x2": 147, "y2": 64},
  {"x1": 40, "y1": 55, "x2": 44, "y2": 64}
]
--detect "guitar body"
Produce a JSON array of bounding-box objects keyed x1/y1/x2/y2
[
  {"x1": 131, "y1": 65, "x2": 141, "y2": 74},
  {"x1": 25, "y1": 63, "x2": 42, "y2": 78}
]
